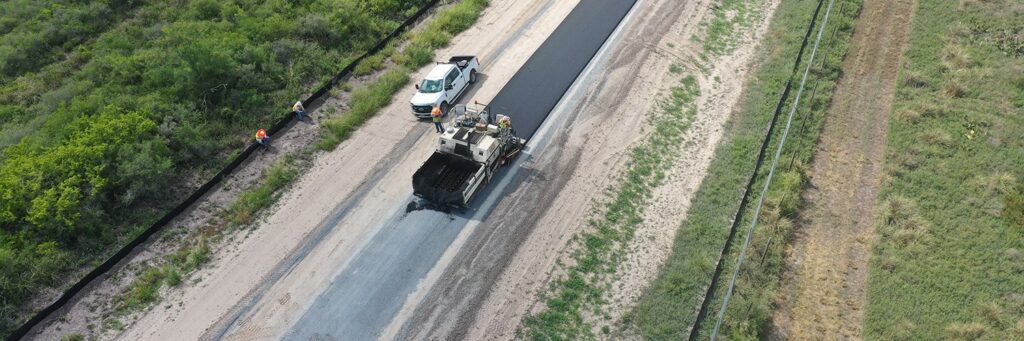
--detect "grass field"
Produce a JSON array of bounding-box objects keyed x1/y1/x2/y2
[
  {"x1": 864, "y1": 1, "x2": 1024, "y2": 339},
  {"x1": 626, "y1": 0, "x2": 862, "y2": 338}
]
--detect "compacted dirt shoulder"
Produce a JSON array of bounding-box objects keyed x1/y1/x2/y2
[{"x1": 770, "y1": 0, "x2": 916, "y2": 339}]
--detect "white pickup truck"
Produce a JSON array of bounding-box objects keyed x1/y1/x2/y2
[{"x1": 411, "y1": 56, "x2": 480, "y2": 118}]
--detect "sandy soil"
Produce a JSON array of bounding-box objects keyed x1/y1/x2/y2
[
  {"x1": 769, "y1": 0, "x2": 916, "y2": 339},
  {"x1": 401, "y1": 0, "x2": 782, "y2": 339}
]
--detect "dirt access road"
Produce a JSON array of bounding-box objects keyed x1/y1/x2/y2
[{"x1": 771, "y1": 0, "x2": 916, "y2": 339}]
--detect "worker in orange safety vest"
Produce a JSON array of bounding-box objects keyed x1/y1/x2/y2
[
  {"x1": 255, "y1": 128, "x2": 270, "y2": 145},
  {"x1": 431, "y1": 106, "x2": 444, "y2": 133}
]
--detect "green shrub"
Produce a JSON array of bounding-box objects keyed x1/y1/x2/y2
[
  {"x1": 184, "y1": 242, "x2": 210, "y2": 271},
  {"x1": 164, "y1": 267, "x2": 182, "y2": 287},
  {"x1": 117, "y1": 267, "x2": 166, "y2": 313},
  {"x1": 319, "y1": 69, "x2": 410, "y2": 149},
  {"x1": 353, "y1": 53, "x2": 387, "y2": 77}
]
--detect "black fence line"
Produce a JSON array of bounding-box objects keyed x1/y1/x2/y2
[
  {"x1": 686, "y1": 0, "x2": 827, "y2": 339},
  {"x1": 7, "y1": 1, "x2": 441, "y2": 339}
]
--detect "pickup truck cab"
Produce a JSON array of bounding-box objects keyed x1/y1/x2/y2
[{"x1": 411, "y1": 56, "x2": 480, "y2": 118}]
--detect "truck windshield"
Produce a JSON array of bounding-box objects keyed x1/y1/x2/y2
[{"x1": 419, "y1": 79, "x2": 443, "y2": 93}]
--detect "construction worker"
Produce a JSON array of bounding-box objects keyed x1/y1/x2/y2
[
  {"x1": 255, "y1": 128, "x2": 270, "y2": 146},
  {"x1": 431, "y1": 106, "x2": 444, "y2": 133},
  {"x1": 292, "y1": 100, "x2": 307, "y2": 120},
  {"x1": 498, "y1": 116, "x2": 511, "y2": 130}
]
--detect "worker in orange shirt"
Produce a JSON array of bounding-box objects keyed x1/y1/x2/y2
[
  {"x1": 431, "y1": 106, "x2": 444, "y2": 133},
  {"x1": 255, "y1": 128, "x2": 270, "y2": 146}
]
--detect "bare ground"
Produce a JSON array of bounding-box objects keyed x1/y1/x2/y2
[{"x1": 770, "y1": 0, "x2": 916, "y2": 339}]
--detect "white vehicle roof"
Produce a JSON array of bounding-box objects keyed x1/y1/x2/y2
[{"x1": 425, "y1": 64, "x2": 456, "y2": 80}]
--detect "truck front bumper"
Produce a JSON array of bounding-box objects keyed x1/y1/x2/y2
[{"x1": 412, "y1": 105, "x2": 434, "y2": 118}]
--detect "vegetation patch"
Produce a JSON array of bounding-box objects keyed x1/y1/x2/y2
[
  {"x1": 626, "y1": 0, "x2": 861, "y2": 338},
  {"x1": 520, "y1": 74, "x2": 700, "y2": 339},
  {"x1": 700, "y1": 0, "x2": 762, "y2": 57},
  {"x1": 865, "y1": 1, "x2": 1024, "y2": 339},
  {"x1": 0, "y1": 1, "x2": 138, "y2": 82},
  {"x1": 225, "y1": 158, "x2": 300, "y2": 226}
]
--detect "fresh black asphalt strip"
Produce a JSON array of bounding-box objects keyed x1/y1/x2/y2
[{"x1": 489, "y1": 0, "x2": 639, "y2": 140}]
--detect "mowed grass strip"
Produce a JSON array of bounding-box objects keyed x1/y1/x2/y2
[
  {"x1": 625, "y1": 0, "x2": 862, "y2": 339},
  {"x1": 865, "y1": 1, "x2": 1024, "y2": 339},
  {"x1": 521, "y1": 74, "x2": 700, "y2": 340}
]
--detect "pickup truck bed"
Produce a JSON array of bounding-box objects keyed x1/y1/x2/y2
[{"x1": 449, "y1": 56, "x2": 477, "y2": 70}]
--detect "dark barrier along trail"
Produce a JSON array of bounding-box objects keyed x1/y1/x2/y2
[
  {"x1": 6, "y1": 1, "x2": 440, "y2": 340},
  {"x1": 686, "y1": 0, "x2": 828, "y2": 339},
  {"x1": 489, "y1": 0, "x2": 638, "y2": 140}
]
